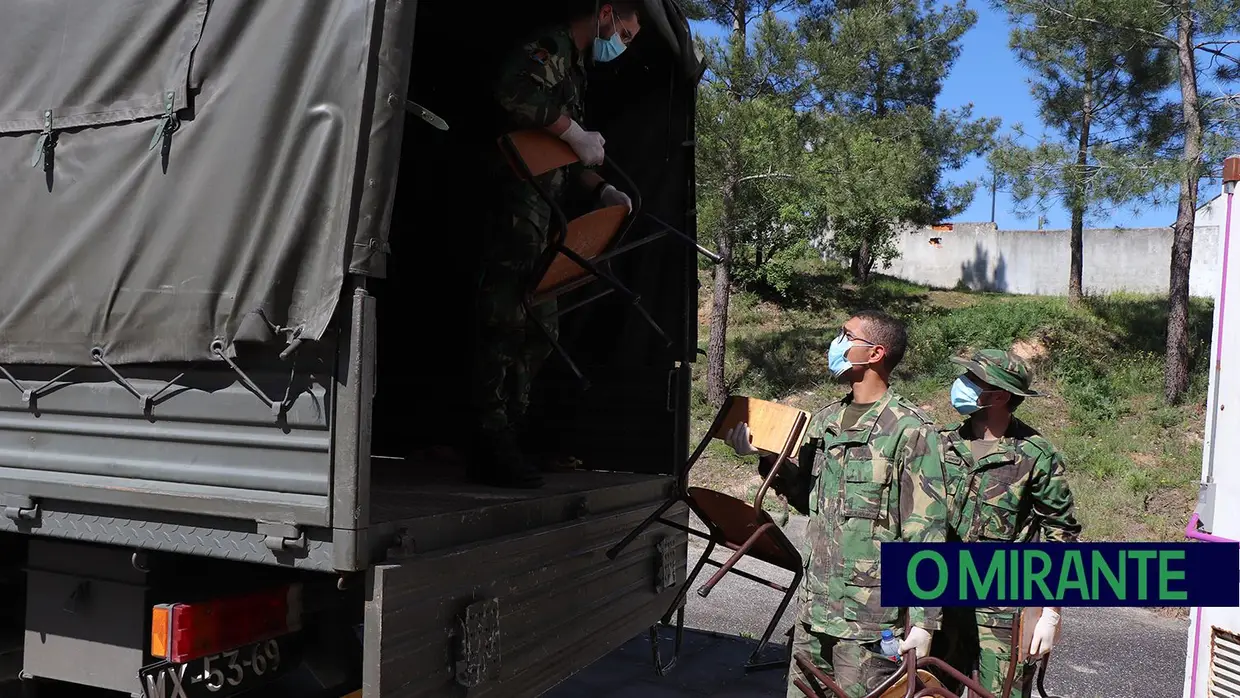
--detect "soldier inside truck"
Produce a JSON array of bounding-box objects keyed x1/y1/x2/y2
[
  {"x1": 369, "y1": 0, "x2": 702, "y2": 496},
  {"x1": 465, "y1": 0, "x2": 644, "y2": 490}
]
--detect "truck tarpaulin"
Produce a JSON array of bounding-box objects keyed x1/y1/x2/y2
[{"x1": 0, "y1": 0, "x2": 415, "y2": 365}]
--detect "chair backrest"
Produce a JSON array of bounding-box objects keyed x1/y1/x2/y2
[
  {"x1": 713, "y1": 396, "x2": 809, "y2": 456},
  {"x1": 500, "y1": 129, "x2": 579, "y2": 178}
]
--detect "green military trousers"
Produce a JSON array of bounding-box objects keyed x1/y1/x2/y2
[
  {"x1": 472, "y1": 197, "x2": 559, "y2": 440},
  {"x1": 787, "y1": 622, "x2": 902, "y2": 698}
]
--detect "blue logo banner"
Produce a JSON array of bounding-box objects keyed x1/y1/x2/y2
[{"x1": 879, "y1": 542, "x2": 1239, "y2": 607}]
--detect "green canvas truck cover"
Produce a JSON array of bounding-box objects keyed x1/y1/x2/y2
[
  {"x1": 0, "y1": 0, "x2": 412, "y2": 366},
  {"x1": 0, "y1": 0, "x2": 698, "y2": 369}
]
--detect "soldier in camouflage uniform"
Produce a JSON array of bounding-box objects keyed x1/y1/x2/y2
[
  {"x1": 470, "y1": 3, "x2": 642, "y2": 488},
  {"x1": 931, "y1": 349, "x2": 1082, "y2": 698},
  {"x1": 725, "y1": 310, "x2": 949, "y2": 698}
]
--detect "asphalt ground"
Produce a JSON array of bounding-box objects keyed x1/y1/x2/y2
[{"x1": 546, "y1": 514, "x2": 1189, "y2": 698}]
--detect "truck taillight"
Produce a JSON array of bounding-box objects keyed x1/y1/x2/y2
[{"x1": 150, "y1": 584, "x2": 302, "y2": 663}]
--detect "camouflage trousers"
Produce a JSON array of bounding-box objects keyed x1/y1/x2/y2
[
  {"x1": 787, "y1": 623, "x2": 902, "y2": 698},
  {"x1": 471, "y1": 200, "x2": 558, "y2": 438},
  {"x1": 930, "y1": 608, "x2": 1035, "y2": 698}
]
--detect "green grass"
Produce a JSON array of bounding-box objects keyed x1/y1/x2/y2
[{"x1": 690, "y1": 255, "x2": 1212, "y2": 544}]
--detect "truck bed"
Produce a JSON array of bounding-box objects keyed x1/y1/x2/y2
[
  {"x1": 369, "y1": 455, "x2": 661, "y2": 522},
  {"x1": 367, "y1": 455, "x2": 671, "y2": 561}
]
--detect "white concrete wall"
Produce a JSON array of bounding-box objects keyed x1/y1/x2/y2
[{"x1": 882, "y1": 216, "x2": 1226, "y2": 299}]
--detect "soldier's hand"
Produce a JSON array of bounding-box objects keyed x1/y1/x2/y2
[
  {"x1": 598, "y1": 184, "x2": 632, "y2": 213},
  {"x1": 724, "y1": 422, "x2": 760, "y2": 456},
  {"x1": 558, "y1": 119, "x2": 605, "y2": 166},
  {"x1": 899, "y1": 626, "x2": 932, "y2": 658},
  {"x1": 1029, "y1": 608, "x2": 1060, "y2": 655}
]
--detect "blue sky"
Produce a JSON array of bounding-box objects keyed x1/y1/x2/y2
[{"x1": 688, "y1": 2, "x2": 1221, "y2": 231}]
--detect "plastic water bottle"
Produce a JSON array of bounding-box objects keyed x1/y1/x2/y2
[{"x1": 879, "y1": 629, "x2": 901, "y2": 659}]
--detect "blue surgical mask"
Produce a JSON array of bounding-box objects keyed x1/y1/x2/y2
[
  {"x1": 593, "y1": 17, "x2": 627, "y2": 62},
  {"x1": 827, "y1": 334, "x2": 854, "y2": 377},
  {"x1": 950, "y1": 375, "x2": 984, "y2": 414}
]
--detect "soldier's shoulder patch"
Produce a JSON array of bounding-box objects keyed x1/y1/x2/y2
[
  {"x1": 1019, "y1": 433, "x2": 1057, "y2": 459},
  {"x1": 814, "y1": 398, "x2": 845, "y2": 415},
  {"x1": 891, "y1": 396, "x2": 936, "y2": 425},
  {"x1": 806, "y1": 406, "x2": 835, "y2": 432}
]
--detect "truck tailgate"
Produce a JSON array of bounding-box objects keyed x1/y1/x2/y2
[{"x1": 363, "y1": 498, "x2": 689, "y2": 697}]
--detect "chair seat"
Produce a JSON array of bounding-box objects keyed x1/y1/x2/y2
[
  {"x1": 535, "y1": 204, "x2": 630, "y2": 295},
  {"x1": 687, "y1": 486, "x2": 801, "y2": 572}
]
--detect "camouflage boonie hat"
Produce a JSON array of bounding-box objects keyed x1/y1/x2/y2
[{"x1": 949, "y1": 348, "x2": 1042, "y2": 397}]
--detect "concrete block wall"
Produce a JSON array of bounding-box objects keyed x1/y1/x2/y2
[{"x1": 880, "y1": 221, "x2": 1223, "y2": 299}]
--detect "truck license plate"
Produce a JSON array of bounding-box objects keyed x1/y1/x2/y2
[{"x1": 139, "y1": 634, "x2": 301, "y2": 698}]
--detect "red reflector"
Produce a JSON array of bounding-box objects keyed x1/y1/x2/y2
[{"x1": 164, "y1": 584, "x2": 302, "y2": 663}]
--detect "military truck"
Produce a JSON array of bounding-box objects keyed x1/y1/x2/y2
[{"x1": 0, "y1": 1, "x2": 703, "y2": 696}]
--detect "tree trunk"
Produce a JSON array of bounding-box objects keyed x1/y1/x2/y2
[
  {"x1": 706, "y1": 181, "x2": 736, "y2": 409},
  {"x1": 1069, "y1": 62, "x2": 1093, "y2": 304},
  {"x1": 1165, "y1": 0, "x2": 1203, "y2": 404},
  {"x1": 705, "y1": 0, "x2": 748, "y2": 409},
  {"x1": 851, "y1": 237, "x2": 873, "y2": 284}
]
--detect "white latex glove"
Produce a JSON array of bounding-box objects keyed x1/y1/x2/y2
[
  {"x1": 1029, "y1": 608, "x2": 1060, "y2": 656},
  {"x1": 598, "y1": 184, "x2": 632, "y2": 213},
  {"x1": 898, "y1": 626, "x2": 932, "y2": 658},
  {"x1": 723, "y1": 422, "x2": 760, "y2": 456},
  {"x1": 558, "y1": 119, "x2": 605, "y2": 166}
]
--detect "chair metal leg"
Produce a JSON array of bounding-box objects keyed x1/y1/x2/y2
[
  {"x1": 648, "y1": 540, "x2": 716, "y2": 677},
  {"x1": 697, "y1": 522, "x2": 777, "y2": 597},
  {"x1": 523, "y1": 297, "x2": 589, "y2": 390},
  {"x1": 668, "y1": 539, "x2": 715, "y2": 622},
  {"x1": 793, "y1": 652, "x2": 851, "y2": 698},
  {"x1": 744, "y1": 566, "x2": 802, "y2": 672},
  {"x1": 548, "y1": 243, "x2": 675, "y2": 351},
  {"x1": 625, "y1": 293, "x2": 674, "y2": 348},
  {"x1": 641, "y1": 211, "x2": 724, "y2": 264},
  {"x1": 650, "y1": 605, "x2": 685, "y2": 677},
  {"x1": 606, "y1": 498, "x2": 677, "y2": 560},
  {"x1": 1034, "y1": 655, "x2": 1061, "y2": 698}
]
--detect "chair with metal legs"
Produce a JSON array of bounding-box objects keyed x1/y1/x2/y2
[
  {"x1": 497, "y1": 128, "x2": 714, "y2": 389},
  {"x1": 792, "y1": 611, "x2": 1061, "y2": 698},
  {"x1": 606, "y1": 395, "x2": 810, "y2": 673}
]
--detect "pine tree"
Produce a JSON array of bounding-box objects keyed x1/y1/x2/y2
[
  {"x1": 692, "y1": 1, "x2": 819, "y2": 407},
  {"x1": 799, "y1": 0, "x2": 998, "y2": 282},
  {"x1": 989, "y1": 0, "x2": 1178, "y2": 304},
  {"x1": 1027, "y1": 0, "x2": 1239, "y2": 401}
]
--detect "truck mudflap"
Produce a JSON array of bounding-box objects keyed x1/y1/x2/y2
[{"x1": 362, "y1": 499, "x2": 690, "y2": 697}]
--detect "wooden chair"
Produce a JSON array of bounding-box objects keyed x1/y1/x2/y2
[
  {"x1": 605, "y1": 395, "x2": 810, "y2": 673},
  {"x1": 497, "y1": 129, "x2": 671, "y2": 388}
]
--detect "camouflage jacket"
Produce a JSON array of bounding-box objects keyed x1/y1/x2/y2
[
  {"x1": 938, "y1": 416, "x2": 1082, "y2": 622},
  {"x1": 489, "y1": 23, "x2": 589, "y2": 216},
  {"x1": 783, "y1": 389, "x2": 949, "y2": 641}
]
